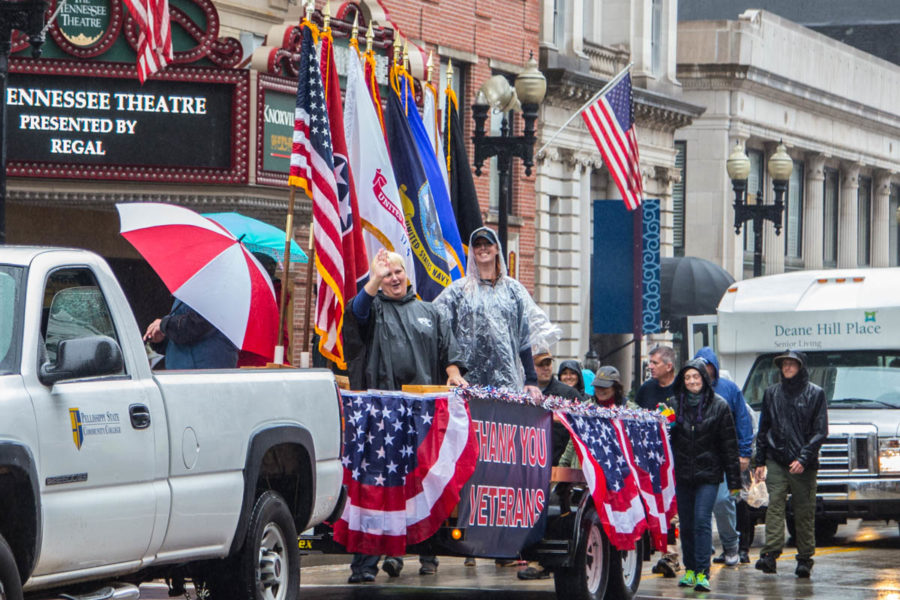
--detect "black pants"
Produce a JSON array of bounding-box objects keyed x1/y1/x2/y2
[{"x1": 736, "y1": 500, "x2": 754, "y2": 553}]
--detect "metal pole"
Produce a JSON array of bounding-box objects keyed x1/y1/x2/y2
[
  {"x1": 497, "y1": 112, "x2": 512, "y2": 256},
  {"x1": 752, "y1": 214, "x2": 764, "y2": 277}
]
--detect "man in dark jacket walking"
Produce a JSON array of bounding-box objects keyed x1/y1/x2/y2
[{"x1": 754, "y1": 350, "x2": 828, "y2": 578}]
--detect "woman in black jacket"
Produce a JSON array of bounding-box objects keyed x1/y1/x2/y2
[{"x1": 669, "y1": 359, "x2": 741, "y2": 592}]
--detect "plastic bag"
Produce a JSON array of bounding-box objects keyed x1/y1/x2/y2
[{"x1": 746, "y1": 477, "x2": 769, "y2": 508}]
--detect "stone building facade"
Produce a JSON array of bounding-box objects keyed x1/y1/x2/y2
[
  {"x1": 676, "y1": 10, "x2": 900, "y2": 280},
  {"x1": 534, "y1": 0, "x2": 702, "y2": 379}
]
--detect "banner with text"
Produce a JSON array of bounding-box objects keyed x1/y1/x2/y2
[{"x1": 454, "y1": 398, "x2": 552, "y2": 558}]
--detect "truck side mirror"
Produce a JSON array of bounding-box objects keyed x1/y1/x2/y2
[{"x1": 39, "y1": 335, "x2": 124, "y2": 386}]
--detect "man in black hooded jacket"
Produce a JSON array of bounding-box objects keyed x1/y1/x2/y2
[{"x1": 753, "y1": 350, "x2": 828, "y2": 578}]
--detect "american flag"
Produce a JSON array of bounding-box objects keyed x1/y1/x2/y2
[
  {"x1": 616, "y1": 419, "x2": 677, "y2": 552},
  {"x1": 122, "y1": 0, "x2": 173, "y2": 83},
  {"x1": 558, "y1": 413, "x2": 647, "y2": 550},
  {"x1": 582, "y1": 72, "x2": 643, "y2": 211},
  {"x1": 288, "y1": 24, "x2": 346, "y2": 369},
  {"x1": 333, "y1": 391, "x2": 478, "y2": 556}
]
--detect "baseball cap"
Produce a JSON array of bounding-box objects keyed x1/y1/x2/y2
[
  {"x1": 472, "y1": 229, "x2": 496, "y2": 244},
  {"x1": 774, "y1": 349, "x2": 807, "y2": 368},
  {"x1": 533, "y1": 348, "x2": 552, "y2": 366},
  {"x1": 593, "y1": 365, "x2": 621, "y2": 388}
]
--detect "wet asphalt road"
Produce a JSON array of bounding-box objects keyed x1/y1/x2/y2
[{"x1": 139, "y1": 519, "x2": 900, "y2": 600}]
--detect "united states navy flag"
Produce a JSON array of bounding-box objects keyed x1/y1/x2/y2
[{"x1": 384, "y1": 86, "x2": 451, "y2": 301}]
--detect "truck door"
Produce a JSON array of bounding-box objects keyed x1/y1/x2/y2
[{"x1": 27, "y1": 267, "x2": 159, "y2": 576}]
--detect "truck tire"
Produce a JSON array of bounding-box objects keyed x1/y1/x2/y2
[
  {"x1": 554, "y1": 505, "x2": 609, "y2": 600},
  {"x1": 234, "y1": 491, "x2": 299, "y2": 600},
  {"x1": 604, "y1": 536, "x2": 642, "y2": 600},
  {"x1": 0, "y1": 534, "x2": 23, "y2": 600}
]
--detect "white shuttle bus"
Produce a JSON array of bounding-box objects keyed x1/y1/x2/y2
[{"x1": 715, "y1": 268, "x2": 900, "y2": 540}]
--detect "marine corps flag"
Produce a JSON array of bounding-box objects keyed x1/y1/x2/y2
[
  {"x1": 384, "y1": 85, "x2": 451, "y2": 301},
  {"x1": 443, "y1": 87, "x2": 483, "y2": 250}
]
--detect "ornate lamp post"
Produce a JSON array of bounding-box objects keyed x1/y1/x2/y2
[
  {"x1": 727, "y1": 140, "x2": 793, "y2": 277},
  {"x1": 471, "y1": 53, "x2": 546, "y2": 256},
  {"x1": 0, "y1": 0, "x2": 47, "y2": 244}
]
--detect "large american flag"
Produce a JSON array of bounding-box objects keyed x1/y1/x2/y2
[
  {"x1": 582, "y1": 73, "x2": 643, "y2": 211},
  {"x1": 288, "y1": 24, "x2": 346, "y2": 369},
  {"x1": 333, "y1": 391, "x2": 478, "y2": 556},
  {"x1": 558, "y1": 413, "x2": 647, "y2": 550},
  {"x1": 122, "y1": 0, "x2": 172, "y2": 83},
  {"x1": 616, "y1": 419, "x2": 677, "y2": 552}
]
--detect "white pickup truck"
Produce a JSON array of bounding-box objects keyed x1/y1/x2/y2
[{"x1": 0, "y1": 247, "x2": 343, "y2": 600}]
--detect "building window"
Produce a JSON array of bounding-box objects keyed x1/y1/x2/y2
[
  {"x1": 583, "y1": 0, "x2": 595, "y2": 44},
  {"x1": 823, "y1": 168, "x2": 839, "y2": 267},
  {"x1": 785, "y1": 162, "x2": 803, "y2": 260},
  {"x1": 891, "y1": 184, "x2": 900, "y2": 267},
  {"x1": 673, "y1": 141, "x2": 686, "y2": 257},
  {"x1": 651, "y1": 0, "x2": 663, "y2": 76},
  {"x1": 553, "y1": 0, "x2": 568, "y2": 49},
  {"x1": 858, "y1": 176, "x2": 872, "y2": 266},
  {"x1": 743, "y1": 149, "x2": 764, "y2": 252}
]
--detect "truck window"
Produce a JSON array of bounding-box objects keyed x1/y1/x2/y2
[
  {"x1": 743, "y1": 350, "x2": 900, "y2": 410},
  {"x1": 42, "y1": 268, "x2": 125, "y2": 376},
  {"x1": 0, "y1": 266, "x2": 24, "y2": 375}
]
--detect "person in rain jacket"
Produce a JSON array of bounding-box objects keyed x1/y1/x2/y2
[
  {"x1": 753, "y1": 349, "x2": 828, "y2": 579},
  {"x1": 349, "y1": 248, "x2": 467, "y2": 390},
  {"x1": 344, "y1": 248, "x2": 466, "y2": 583},
  {"x1": 433, "y1": 227, "x2": 559, "y2": 399},
  {"x1": 143, "y1": 300, "x2": 238, "y2": 369},
  {"x1": 694, "y1": 346, "x2": 753, "y2": 566},
  {"x1": 557, "y1": 359, "x2": 588, "y2": 399},
  {"x1": 669, "y1": 359, "x2": 741, "y2": 593}
]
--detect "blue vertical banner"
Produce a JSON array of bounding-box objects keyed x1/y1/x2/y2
[{"x1": 591, "y1": 199, "x2": 660, "y2": 334}]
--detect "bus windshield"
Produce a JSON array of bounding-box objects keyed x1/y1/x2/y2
[{"x1": 743, "y1": 350, "x2": 900, "y2": 410}]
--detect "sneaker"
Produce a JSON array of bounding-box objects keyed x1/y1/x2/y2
[
  {"x1": 464, "y1": 557, "x2": 476, "y2": 567},
  {"x1": 724, "y1": 550, "x2": 739, "y2": 567},
  {"x1": 517, "y1": 567, "x2": 551, "y2": 580},
  {"x1": 419, "y1": 562, "x2": 437, "y2": 575},
  {"x1": 755, "y1": 553, "x2": 777, "y2": 574},
  {"x1": 382, "y1": 557, "x2": 402, "y2": 578},
  {"x1": 795, "y1": 558, "x2": 813, "y2": 579},
  {"x1": 694, "y1": 572, "x2": 711, "y2": 592},
  {"x1": 652, "y1": 556, "x2": 678, "y2": 578},
  {"x1": 347, "y1": 573, "x2": 375, "y2": 583},
  {"x1": 678, "y1": 570, "x2": 696, "y2": 587},
  {"x1": 739, "y1": 550, "x2": 750, "y2": 564},
  {"x1": 711, "y1": 552, "x2": 726, "y2": 564}
]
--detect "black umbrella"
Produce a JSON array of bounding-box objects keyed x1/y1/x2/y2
[{"x1": 660, "y1": 256, "x2": 735, "y2": 326}]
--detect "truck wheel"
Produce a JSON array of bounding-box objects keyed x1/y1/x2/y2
[
  {"x1": 554, "y1": 505, "x2": 609, "y2": 600},
  {"x1": 234, "y1": 491, "x2": 299, "y2": 600},
  {"x1": 0, "y1": 534, "x2": 23, "y2": 600},
  {"x1": 604, "y1": 536, "x2": 642, "y2": 600}
]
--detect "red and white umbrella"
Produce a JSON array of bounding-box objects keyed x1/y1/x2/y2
[{"x1": 117, "y1": 203, "x2": 279, "y2": 361}]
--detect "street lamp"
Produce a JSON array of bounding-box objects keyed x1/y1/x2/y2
[
  {"x1": 727, "y1": 140, "x2": 793, "y2": 277},
  {"x1": 0, "y1": 0, "x2": 47, "y2": 244},
  {"x1": 471, "y1": 52, "x2": 546, "y2": 256}
]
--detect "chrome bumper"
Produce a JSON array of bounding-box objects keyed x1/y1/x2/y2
[{"x1": 818, "y1": 477, "x2": 900, "y2": 501}]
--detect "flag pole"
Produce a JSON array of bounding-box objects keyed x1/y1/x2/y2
[
  {"x1": 302, "y1": 221, "x2": 315, "y2": 354},
  {"x1": 536, "y1": 62, "x2": 633, "y2": 156},
  {"x1": 275, "y1": 186, "x2": 296, "y2": 365}
]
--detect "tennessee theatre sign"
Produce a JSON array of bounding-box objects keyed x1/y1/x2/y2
[{"x1": 6, "y1": 0, "x2": 250, "y2": 184}]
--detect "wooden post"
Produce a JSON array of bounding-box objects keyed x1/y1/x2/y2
[
  {"x1": 302, "y1": 222, "x2": 315, "y2": 351},
  {"x1": 276, "y1": 187, "x2": 296, "y2": 363}
]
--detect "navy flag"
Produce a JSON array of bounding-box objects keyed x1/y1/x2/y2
[
  {"x1": 443, "y1": 88, "x2": 483, "y2": 252},
  {"x1": 384, "y1": 87, "x2": 451, "y2": 301}
]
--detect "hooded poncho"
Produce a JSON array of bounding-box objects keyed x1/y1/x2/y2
[{"x1": 433, "y1": 227, "x2": 560, "y2": 391}]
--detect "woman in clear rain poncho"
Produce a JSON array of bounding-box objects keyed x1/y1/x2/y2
[{"x1": 433, "y1": 227, "x2": 560, "y2": 399}]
